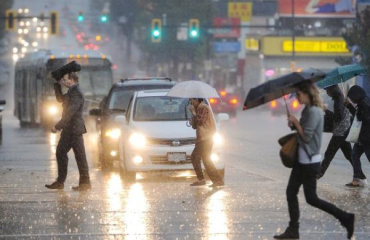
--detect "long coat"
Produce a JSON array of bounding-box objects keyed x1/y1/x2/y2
[{"x1": 54, "y1": 83, "x2": 87, "y2": 135}]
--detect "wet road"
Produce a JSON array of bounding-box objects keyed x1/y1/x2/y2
[{"x1": 1, "y1": 110, "x2": 370, "y2": 239}]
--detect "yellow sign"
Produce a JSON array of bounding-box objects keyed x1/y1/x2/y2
[
  {"x1": 245, "y1": 38, "x2": 259, "y2": 51},
  {"x1": 262, "y1": 37, "x2": 351, "y2": 56},
  {"x1": 283, "y1": 41, "x2": 348, "y2": 53},
  {"x1": 228, "y1": 2, "x2": 253, "y2": 22}
]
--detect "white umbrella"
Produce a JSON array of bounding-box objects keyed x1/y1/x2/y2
[{"x1": 166, "y1": 80, "x2": 220, "y2": 99}]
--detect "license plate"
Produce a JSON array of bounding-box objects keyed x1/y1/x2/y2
[{"x1": 167, "y1": 152, "x2": 186, "y2": 162}]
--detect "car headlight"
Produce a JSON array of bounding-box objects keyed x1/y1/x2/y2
[
  {"x1": 105, "y1": 128, "x2": 121, "y2": 139},
  {"x1": 213, "y1": 132, "x2": 223, "y2": 145},
  {"x1": 49, "y1": 106, "x2": 58, "y2": 115},
  {"x1": 129, "y1": 133, "x2": 146, "y2": 148},
  {"x1": 211, "y1": 153, "x2": 219, "y2": 162}
]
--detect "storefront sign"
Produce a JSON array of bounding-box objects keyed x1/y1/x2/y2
[
  {"x1": 228, "y1": 2, "x2": 253, "y2": 22},
  {"x1": 245, "y1": 38, "x2": 259, "y2": 51},
  {"x1": 262, "y1": 37, "x2": 351, "y2": 56},
  {"x1": 283, "y1": 40, "x2": 348, "y2": 53},
  {"x1": 213, "y1": 42, "x2": 241, "y2": 53}
]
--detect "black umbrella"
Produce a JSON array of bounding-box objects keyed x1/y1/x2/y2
[{"x1": 243, "y1": 68, "x2": 325, "y2": 113}]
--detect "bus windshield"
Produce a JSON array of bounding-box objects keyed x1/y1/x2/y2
[{"x1": 78, "y1": 69, "x2": 112, "y2": 96}]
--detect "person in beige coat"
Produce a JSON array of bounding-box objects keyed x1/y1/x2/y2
[{"x1": 189, "y1": 98, "x2": 224, "y2": 187}]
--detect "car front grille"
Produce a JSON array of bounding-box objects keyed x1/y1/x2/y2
[
  {"x1": 147, "y1": 138, "x2": 196, "y2": 146},
  {"x1": 150, "y1": 155, "x2": 192, "y2": 165}
]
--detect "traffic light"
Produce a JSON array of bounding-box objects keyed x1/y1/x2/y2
[
  {"x1": 189, "y1": 19, "x2": 199, "y2": 38},
  {"x1": 151, "y1": 18, "x2": 162, "y2": 43},
  {"x1": 5, "y1": 10, "x2": 17, "y2": 31},
  {"x1": 77, "y1": 11, "x2": 84, "y2": 22},
  {"x1": 100, "y1": 14, "x2": 108, "y2": 23},
  {"x1": 50, "y1": 11, "x2": 59, "y2": 35}
]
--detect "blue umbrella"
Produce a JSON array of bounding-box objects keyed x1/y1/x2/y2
[{"x1": 316, "y1": 64, "x2": 368, "y2": 89}]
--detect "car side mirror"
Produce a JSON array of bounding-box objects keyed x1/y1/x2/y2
[
  {"x1": 114, "y1": 115, "x2": 127, "y2": 125},
  {"x1": 0, "y1": 100, "x2": 6, "y2": 105},
  {"x1": 89, "y1": 109, "x2": 102, "y2": 116},
  {"x1": 217, "y1": 113, "x2": 229, "y2": 122}
]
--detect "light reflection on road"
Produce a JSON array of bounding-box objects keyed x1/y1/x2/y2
[
  {"x1": 207, "y1": 190, "x2": 228, "y2": 240},
  {"x1": 124, "y1": 183, "x2": 148, "y2": 239}
]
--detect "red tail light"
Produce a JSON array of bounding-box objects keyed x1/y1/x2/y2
[
  {"x1": 220, "y1": 91, "x2": 227, "y2": 97},
  {"x1": 270, "y1": 100, "x2": 277, "y2": 108},
  {"x1": 209, "y1": 98, "x2": 218, "y2": 104},
  {"x1": 229, "y1": 98, "x2": 238, "y2": 105}
]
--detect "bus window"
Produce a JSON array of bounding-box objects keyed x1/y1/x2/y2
[{"x1": 78, "y1": 69, "x2": 112, "y2": 97}]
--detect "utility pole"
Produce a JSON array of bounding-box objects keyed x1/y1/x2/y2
[{"x1": 291, "y1": 0, "x2": 296, "y2": 71}]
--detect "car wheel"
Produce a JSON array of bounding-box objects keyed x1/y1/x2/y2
[{"x1": 119, "y1": 153, "x2": 136, "y2": 181}]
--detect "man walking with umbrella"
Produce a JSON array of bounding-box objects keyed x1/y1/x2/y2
[
  {"x1": 166, "y1": 80, "x2": 225, "y2": 187},
  {"x1": 45, "y1": 71, "x2": 91, "y2": 191},
  {"x1": 189, "y1": 98, "x2": 224, "y2": 187}
]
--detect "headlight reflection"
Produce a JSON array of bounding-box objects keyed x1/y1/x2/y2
[
  {"x1": 124, "y1": 183, "x2": 148, "y2": 239},
  {"x1": 207, "y1": 190, "x2": 228, "y2": 239}
]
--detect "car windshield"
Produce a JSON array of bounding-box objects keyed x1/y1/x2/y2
[
  {"x1": 108, "y1": 84, "x2": 174, "y2": 111},
  {"x1": 134, "y1": 96, "x2": 191, "y2": 121},
  {"x1": 78, "y1": 69, "x2": 112, "y2": 96}
]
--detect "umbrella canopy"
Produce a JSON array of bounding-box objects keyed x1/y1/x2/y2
[
  {"x1": 166, "y1": 80, "x2": 220, "y2": 99},
  {"x1": 243, "y1": 68, "x2": 325, "y2": 111},
  {"x1": 316, "y1": 64, "x2": 368, "y2": 89}
]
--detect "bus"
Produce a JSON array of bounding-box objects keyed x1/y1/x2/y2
[{"x1": 14, "y1": 49, "x2": 113, "y2": 128}]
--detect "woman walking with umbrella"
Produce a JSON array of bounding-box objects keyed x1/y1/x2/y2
[{"x1": 273, "y1": 80, "x2": 355, "y2": 239}]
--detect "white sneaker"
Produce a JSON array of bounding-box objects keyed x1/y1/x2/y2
[{"x1": 359, "y1": 179, "x2": 368, "y2": 186}]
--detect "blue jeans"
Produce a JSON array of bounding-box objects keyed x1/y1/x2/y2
[{"x1": 352, "y1": 143, "x2": 370, "y2": 180}]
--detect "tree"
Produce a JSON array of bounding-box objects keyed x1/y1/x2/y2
[
  {"x1": 110, "y1": 0, "x2": 138, "y2": 60},
  {"x1": 343, "y1": 6, "x2": 370, "y2": 72}
]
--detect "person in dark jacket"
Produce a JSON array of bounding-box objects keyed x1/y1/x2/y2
[
  {"x1": 345, "y1": 85, "x2": 370, "y2": 187},
  {"x1": 274, "y1": 81, "x2": 354, "y2": 240},
  {"x1": 45, "y1": 72, "x2": 91, "y2": 191},
  {"x1": 317, "y1": 84, "x2": 367, "y2": 181}
]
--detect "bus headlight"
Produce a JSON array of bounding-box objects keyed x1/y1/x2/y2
[
  {"x1": 129, "y1": 133, "x2": 146, "y2": 148},
  {"x1": 213, "y1": 132, "x2": 223, "y2": 146},
  {"x1": 49, "y1": 106, "x2": 58, "y2": 115},
  {"x1": 105, "y1": 128, "x2": 121, "y2": 139}
]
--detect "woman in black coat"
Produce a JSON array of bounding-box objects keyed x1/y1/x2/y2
[{"x1": 345, "y1": 85, "x2": 370, "y2": 187}]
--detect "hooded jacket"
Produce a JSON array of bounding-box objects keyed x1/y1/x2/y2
[
  {"x1": 325, "y1": 85, "x2": 351, "y2": 136},
  {"x1": 347, "y1": 85, "x2": 370, "y2": 145}
]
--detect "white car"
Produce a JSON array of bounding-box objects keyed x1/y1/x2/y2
[{"x1": 115, "y1": 89, "x2": 229, "y2": 181}]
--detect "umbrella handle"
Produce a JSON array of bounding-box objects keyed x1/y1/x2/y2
[{"x1": 282, "y1": 89, "x2": 291, "y2": 116}]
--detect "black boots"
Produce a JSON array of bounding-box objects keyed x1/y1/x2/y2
[
  {"x1": 45, "y1": 181, "x2": 64, "y2": 190},
  {"x1": 273, "y1": 226, "x2": 299, "y2": 239},
  {"x1": 340, "y1": 213, "x2": 355, "y2": 239},
  {"x1": 72, "y1": 183, "x2": 92, "y2": 191}
]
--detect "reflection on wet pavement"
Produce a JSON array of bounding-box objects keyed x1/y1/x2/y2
[{"x1": 1, "y1": 112, "x2": 370, "y2": 239}]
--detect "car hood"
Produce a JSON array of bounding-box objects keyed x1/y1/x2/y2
[{"x1": 130, "y1": 121, "x2": 196, "y2": 139}]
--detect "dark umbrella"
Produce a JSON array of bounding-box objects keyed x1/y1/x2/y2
[{"x1": 243, "y1": 68, "x2": 325, "y2": 112}]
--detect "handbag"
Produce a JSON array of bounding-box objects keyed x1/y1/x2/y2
[
  {"x1": 278, "y1": 133, "x2": 298, "y2": 168},
  {"x1": 345, "y1": 115, "x2": 362, "y2": 143}
]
